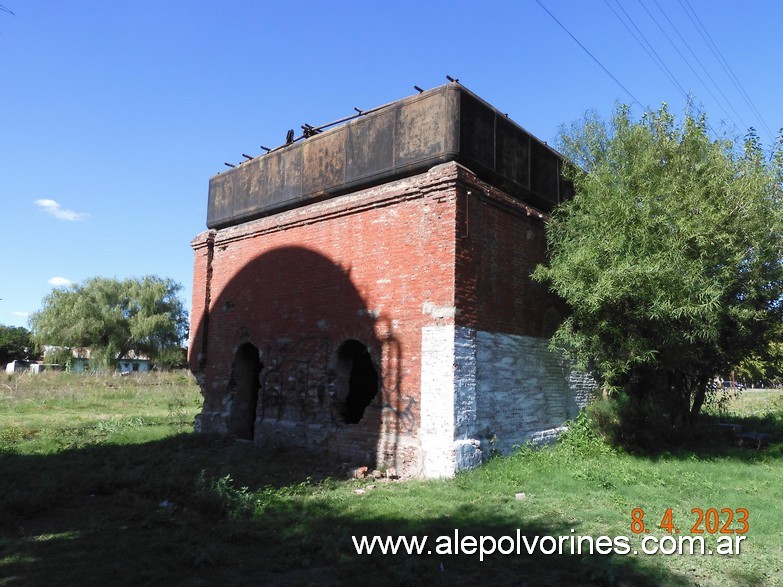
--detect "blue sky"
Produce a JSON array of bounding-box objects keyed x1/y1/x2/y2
[{"x1": 1, "y1": 1, "x2": 781, "y2": 332}]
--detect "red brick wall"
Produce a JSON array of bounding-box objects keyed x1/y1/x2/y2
[
  {"x1": 189, "y1": 161, "x2": 571, "y2": 474},
  {"x1": 454, "y1": 168, "x2": 564, "y2": 337},
  {"x1": 189, "y1": 164, "x2": 461, "y2": 473}
]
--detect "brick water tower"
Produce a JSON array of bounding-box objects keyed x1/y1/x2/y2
[{"x1": 188, "y1": 82, "x2": 594, "y2": 477}]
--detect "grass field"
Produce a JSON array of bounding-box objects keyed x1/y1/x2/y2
[{"x1": 1, "y1": 372, "x2": 781, "y2": 586}]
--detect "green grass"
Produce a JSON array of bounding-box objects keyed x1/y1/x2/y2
[
  {"x1": 1, "y1": 373, "x2": 781, "y2": 586},
  {"x1": 0, "y1": 370, "x2": 198, "y2": 454}
]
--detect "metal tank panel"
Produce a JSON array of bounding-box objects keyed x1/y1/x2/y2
[{"x1": 207, "y1": 84, "x2": 570, "y2": 229}]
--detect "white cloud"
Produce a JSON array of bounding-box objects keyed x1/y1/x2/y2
[
  {"x1": 48, "y1": 276, "x2": 74, "y2": 287},
  {"x1": 34, "y1": 198, "x2": 89, "y2": 221},
  {"x1": 12, "y1": 311, "x2": 29, "y2": 318}
]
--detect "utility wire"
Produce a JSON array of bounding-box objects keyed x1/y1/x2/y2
[
  {"x1": 599, "y1": 0, "x2": 724, "y2": 138},
  {"x1": 534, "y1": 0, "x2": 643, "y2": 109},
  {"x1": 681, "y1": 0, "x2": 771, "y2": 136},
  {"x1": 604, "y1": 0, "x2": 688, "y2": 100},
  {"x1": 652, "y1": 0, "x2": 747, "y2": 132},
  {"x1": 639, "y1": 0, "x2": 744, "y2": 131},
  {"x1": 679, "y1": 0, "x2": 774, "y2": 141}
]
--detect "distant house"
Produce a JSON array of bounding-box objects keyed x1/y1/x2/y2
[
  {"x1": 42, "y1": 346, "x2": 152, "y2": 373},
  {"x1": 116, "y1": 350, "x2": 152, "y2": 374},
  {"x1": 4, "y1": 360, "x2": 62, "y2": 374},
  {"x1": 30, "y1": 363, "x2": 63, "y2": 373},
  {"x1": 5, "y1": 359, "x2": 32, "y2": 374}
]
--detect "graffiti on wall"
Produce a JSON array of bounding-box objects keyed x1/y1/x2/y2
[{"x1": 258, "y1": 336, "x2": 334, "y2": 424}]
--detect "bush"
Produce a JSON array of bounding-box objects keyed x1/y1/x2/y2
[
  {"x1": 535, "y1": 106, "x2": 783, "y2": 434},
  {"x1": 556, "y1": 409, "x2": 614, "y2": 457},
  {"x1": 583, "y1": 392, "x2": 691, "y2": 451}
]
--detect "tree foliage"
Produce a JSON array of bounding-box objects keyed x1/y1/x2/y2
[
  {"x1": 736, "y1": 340, "x2": 783, "y2": 387},
  {"x1": 0, "y1": 324, "x2": 33, "y2": 366},
  {"x1": 534, "y1": 104, "x2": 783, "y2": 439},
  {"x1": 29, "y1": 276, "x2": 188, "y2": 369}
]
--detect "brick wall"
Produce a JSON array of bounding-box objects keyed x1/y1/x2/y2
[
  {"x1": 189, "y1": 163, "x2": 463, "y2": 476},
  {"x1": 454, "y1": 166, "x2": 566, "y2": 336},
  {"x1": 415, "y1": 166, "x2": 595, "y2": 476},
  {"x1": 189, "y1": 161, "x2": 595, "y2": 478}
]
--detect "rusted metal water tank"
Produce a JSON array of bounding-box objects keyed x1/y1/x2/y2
[{"x1": 207, "y1": 83, "x2": 571, "y2": 229}]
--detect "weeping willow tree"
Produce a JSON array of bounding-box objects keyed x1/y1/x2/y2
[
  {"x1": 534, "y1": 104, "x2": 783, "y2": 440},
  {"x1": 30, "y1": 276, "x2": 188, "y2": 370}
]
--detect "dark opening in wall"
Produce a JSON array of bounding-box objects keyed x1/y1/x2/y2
[
  {"x1": 228, "y1": 342, "x2": 263, "y2": 439},
  {"x1": 336, "y1": 339, "x2": 379, "y2": 424}
]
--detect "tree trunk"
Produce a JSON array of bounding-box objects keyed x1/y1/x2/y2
[{"x1": 689, "y1": 374, "x2": 710, "y2": 426}]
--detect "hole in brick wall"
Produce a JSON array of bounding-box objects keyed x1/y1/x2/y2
[
  {"x1": 336, "y1": 339, "x2": 379, "y2": 424},
  {"x1": 228, "y1": 342, "x2": 263, "y2": 439}
]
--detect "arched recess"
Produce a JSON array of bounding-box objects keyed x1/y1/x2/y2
[
  {"x1": 335, "y1": 339, "x2": 379, "y2": 424},
  {"x1": 228, "y1": 342, "x2": 263, "y2": 439}
]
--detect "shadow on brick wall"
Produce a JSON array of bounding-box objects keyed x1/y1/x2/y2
[{"x1": 190, "y1": 245, "x2": 405, "y2": 471}]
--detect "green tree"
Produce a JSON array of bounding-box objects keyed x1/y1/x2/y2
[
  {"x1": 0, "y1": 324, "x2": 33, "y2": 366},
  {"x1": 736, "y1": 340, "x2": 783, "y2": 387},
  {"x1": 534, "y1": 104, "x2": 783, "y2": 440},
  {"x1": 30, "y1": 276, "x2": 188, "y2": 370}
]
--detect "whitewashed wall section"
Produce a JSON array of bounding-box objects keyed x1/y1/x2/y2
[
  {"x1": 420, "y1": 325, "x2": 595, "y2": 477},
  {"x1": 420, "y1": 325, "x2": 459, "y2": 478}
]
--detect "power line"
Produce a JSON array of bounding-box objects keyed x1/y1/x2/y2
[
  {"x1": 679, "y1": 0, "x2": 774, "y2": 141},
  {"x1": 535, "y1": 0, "x2": 643, "y2": 109},
  {"x1": 536, "y1": 0, "x2": 770, "y2": 145},
  {"x1": 640, "y1": 0, "x2": 745, "y2": 131},
  {"x1": 604, "y1": 0, "x2": 688, "y2": 101},
  {"x1": 651, "y1": 0, "x2": 747, "y2": 132}
]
